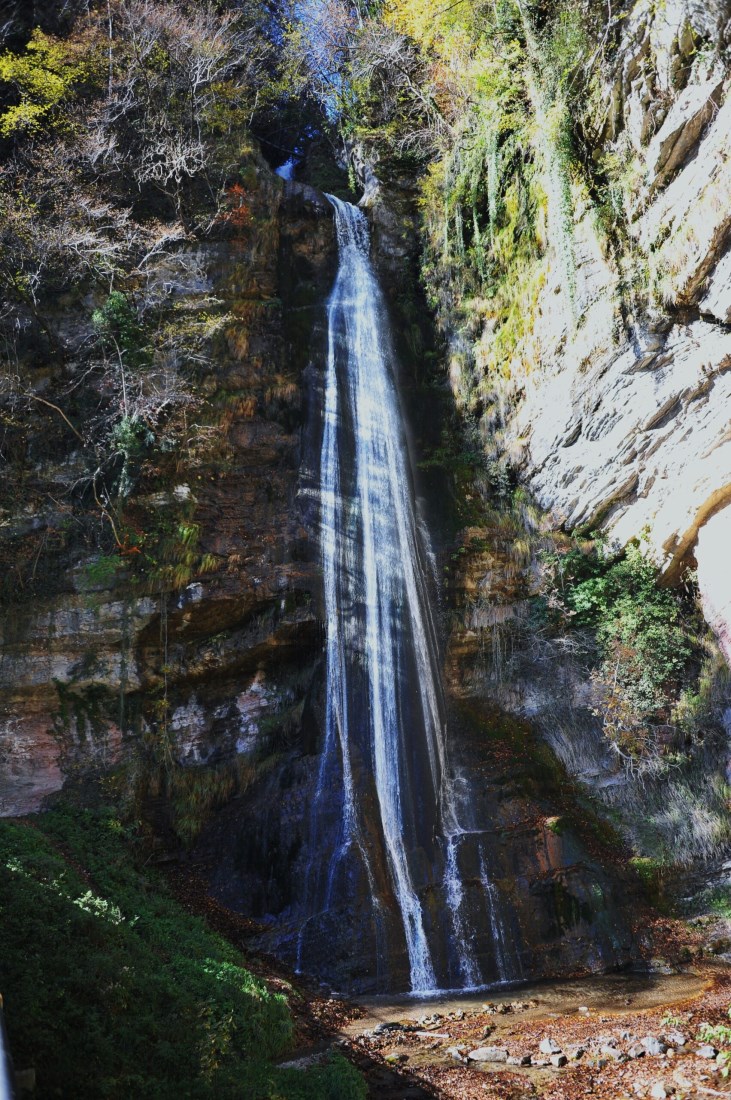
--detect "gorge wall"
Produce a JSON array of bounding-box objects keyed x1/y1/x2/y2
[
  {"x1": 2, "y1": 0, "x2": 731, "y2": 999},
  {"x1": 502, "y1": 0, "x2": 731, "y2": 621},
  {"x1": 344, "y1": 0, "x2": 731, "y2": 876},
  {"x1": 0, "y1": 161, "x2": 337, "y2": 819}
]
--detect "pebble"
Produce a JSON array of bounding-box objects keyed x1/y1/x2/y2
[
  {"x1": 550, "y1": 1053, "x2": 568, "y2": 1068},
  {"x1": 627, "y1": 1045, "x2": 646, "y2": 1059},
  {"x1": 665, "y1": 1030, "x2": 687, "y2": 1046},
  {"x1": 539, "y1": 1037, "x2": 562, "y2": 1055},
  {"x1": 568, "y1": 1046, "x2": 585, "y2": 1061},
  {"x1": 697, "y1": 1043, "x2": 718, "y2": 1058},
  {"x1": 672, "y1": 1069, "x2": 693, "y2": 1090},
  {"x1": 507, "y1": 1054, "x2": 532, "y2": 1066},
  {"x1": 649, "y1": 1084, "x2": 670, "y2": 1099},
  {"x1": 602, "y1": 1045, "x2": 628, "y2": 1062}
]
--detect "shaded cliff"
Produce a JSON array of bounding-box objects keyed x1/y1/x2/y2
[{"x1": 0, "y1": 160, "x2": 337, "y2": 819}]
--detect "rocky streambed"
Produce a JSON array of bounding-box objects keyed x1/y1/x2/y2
[{"x1": 330, "y1": 965, "x2": 731, "y2": 1099}]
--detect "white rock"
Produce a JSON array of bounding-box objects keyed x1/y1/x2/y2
[
  {"x1": 697, "y1": 505, "x2": 731, "y2": 666},
  {"x1": 467, "y1": 1046, "x2": 508, "y2": 1063},
  {"x1": 700, "y1": 249, "x2": 731, "y2": 323}
]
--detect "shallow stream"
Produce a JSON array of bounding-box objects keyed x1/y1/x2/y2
[{"x1": 348, "y1": 969, "x2": 709, "y2": 1034}]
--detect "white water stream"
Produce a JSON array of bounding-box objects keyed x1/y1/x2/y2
[{"x1": 309, "y1": 196, "x2": 517, "y2": 993}]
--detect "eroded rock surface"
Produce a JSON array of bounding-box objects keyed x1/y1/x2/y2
[
  {"x1": 455, "y1": 2, "x2": 731, "y2": 655},
  {"x1": 0, "y1": 168, "x2": 337, "y2": 814}
]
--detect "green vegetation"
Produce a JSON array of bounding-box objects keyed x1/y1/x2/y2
[
  {"x1": 541, "y1": 539, "x2": 711, "y2": 763},
  {"x1": 92, "y1": 292, "x2": 152, "y2": 373},
  {"x1": 698, "y1": 1011, "x2": 731, "y2": 1076},
  {"x1": 0, "y1": 802, "x2": 365, "y2": 1099},
  {"x1": 0, "y1": 27, "x2": 101, "y2": 136},
  {"x1": 289, "y1": 0, "x2": 604, "y2": 414},
  {"x1": 0, "y1": 0, "x2": 308, "y2": 597},
  {"x1": 691, "y1": 886, "x2": 731, "y2": 922}
]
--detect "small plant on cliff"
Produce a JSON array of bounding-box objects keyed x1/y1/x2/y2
[
  {"x1": 699, "y1": 1011, "x2": 731, "y2": 1076},
  {"x1": 541, "y1": 539, "x2": 705, "y2": 766}
]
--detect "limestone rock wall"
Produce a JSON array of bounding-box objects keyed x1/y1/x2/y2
[{"x1": 464, "y1": 0, "x2": 731, "y2": 650}]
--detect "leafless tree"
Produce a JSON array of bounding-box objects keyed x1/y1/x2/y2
[{"x1": 101, "y1": 0, "x2": 270, "y2": 216}]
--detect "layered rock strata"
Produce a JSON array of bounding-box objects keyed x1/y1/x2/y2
[{"x1": 0, "y1": 170, "x2": 336, "y2": 815}]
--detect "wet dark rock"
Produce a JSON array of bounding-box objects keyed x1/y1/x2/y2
[{"x1": 648, "y1": 958, "x2": 677, "y2": 975}]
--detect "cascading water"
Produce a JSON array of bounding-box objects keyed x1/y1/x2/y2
[{"x1": 297, "y1": 195, "x2": 520, "y2": 993}]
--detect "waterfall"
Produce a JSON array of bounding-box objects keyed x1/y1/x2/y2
[{"x1": 304, "y1": 195, "x2": 517, "y2": 993}]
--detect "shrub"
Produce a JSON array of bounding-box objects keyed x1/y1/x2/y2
[
  {"x1": 0, "y1": 27, "x2": 101, "y2": 136},
  {"x1": 0, "y1": 803, "x2": 366, "y2": 1099},
  {"x1": 542, "y1": 540, "x2": 700, "y2": 763}
]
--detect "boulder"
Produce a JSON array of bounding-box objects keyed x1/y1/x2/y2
[
  {"x1": 468, "y1": 1046, "x2": 508, "y2": 1063},
  {"x1": 645, "y1": 70, "x2": 725, "y2": 191},
  {"x1": 642, "y1": 1036, "x2": 668, "y2": 1055}
]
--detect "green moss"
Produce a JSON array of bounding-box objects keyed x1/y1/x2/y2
[
  {"x1": 52, "y1": 678, "x2": 119, "y2": 741},
  {"x1": 628, "y1": 856, "x2": 666, "y2": 906}
]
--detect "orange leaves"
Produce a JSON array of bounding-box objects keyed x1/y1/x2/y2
[{"x1": 219, "y1": 182, "x2": 252, "y2": 231}]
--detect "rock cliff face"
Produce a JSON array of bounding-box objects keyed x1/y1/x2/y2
[
  {"x1": 0, "y1": 166, "x2": 337, "y2": 817},
  {"x1": 473, "y1": 0, "x2": 731, "y2": 648},
  {"x1": 184, "y1": 169, "x2": 645, "y2": 995},
  {"x1": 379, "y1": 0, "x2": 731, "y2": 876},
  {"x1": 3, "y1": 0, "x2": 731, "y2": 992}
]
